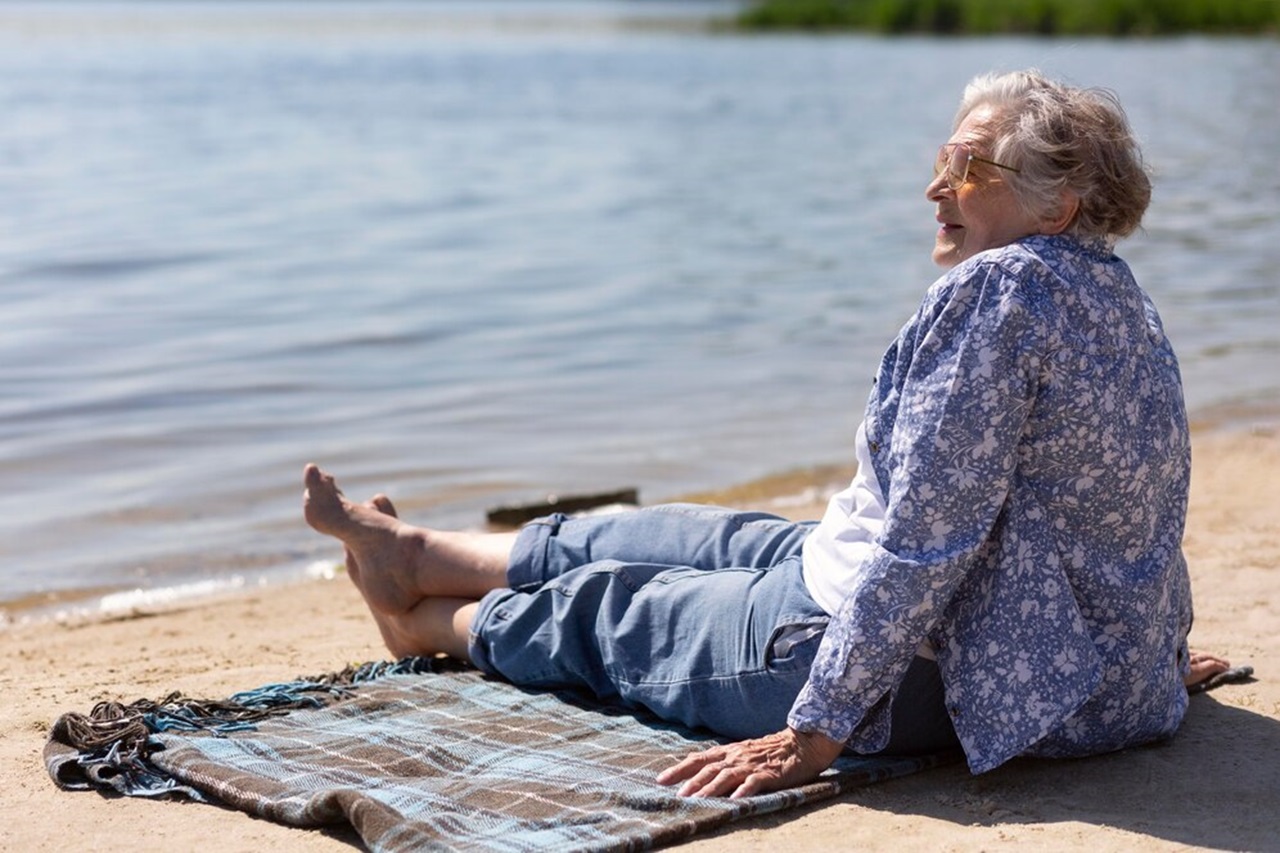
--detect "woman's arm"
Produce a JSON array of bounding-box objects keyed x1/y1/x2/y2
[{"x1": 790, "y1": 260, "x2": 1044, "y2": 748}]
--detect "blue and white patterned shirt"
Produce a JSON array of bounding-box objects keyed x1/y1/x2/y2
[{"x1": 789, "y1": 234, "x2": 1193, "y2": 774}]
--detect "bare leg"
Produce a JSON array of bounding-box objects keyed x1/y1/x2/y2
[
  {"x1": 304, "y1": 463, "x2": 517, "y2": 614},
  {"x1": 342, "y1": 496, "x2": 481, "y2": 660},
  {"x1": 379, "y1": 598, "x2": 479, "y2": 660}
]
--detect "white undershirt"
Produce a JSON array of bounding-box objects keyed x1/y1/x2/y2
[
  {"x1": 801, "y1": 422, "x2": 936, "y2": 660},
  {"x1": 802, "y1": 421, "x2": 887, "y2": 615}
]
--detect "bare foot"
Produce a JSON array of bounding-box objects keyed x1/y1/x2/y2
[
  {"x1": 342, "y1": 493, "x2": 420, "y2": 654},
  {"x1": 344, "y1": 493, "x2": 398, "y2": 590},
  {"x1": 304, "y1": 464, "x2": 434, "y2": 615}
]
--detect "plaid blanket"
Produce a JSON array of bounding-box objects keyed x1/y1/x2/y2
[{"x1": 46, "y1": 658, "x2": 954, "y2": 852}]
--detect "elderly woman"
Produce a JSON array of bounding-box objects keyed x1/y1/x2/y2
[{"x1": 304, "y1": 69, "x2": 1227, "y2": 798}]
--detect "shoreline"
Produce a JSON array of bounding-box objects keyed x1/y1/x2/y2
[
  {"x1": 2, "y1": 420, "x2": 1278, "y2": 849},
  {"x1": 4, "y1": 396, "x2": 1277, "y2": 631}
]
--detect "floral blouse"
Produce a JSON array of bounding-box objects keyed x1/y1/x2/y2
[{"x1": 789, "y1": 234, "x2": 1193, "y2": 774}]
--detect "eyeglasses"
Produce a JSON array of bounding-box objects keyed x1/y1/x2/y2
[{"x1": 934, "y1": 142, "x2": 1021, "y2": 190}]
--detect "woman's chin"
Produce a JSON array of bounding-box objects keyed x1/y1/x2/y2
[{"x1": 932, "y1": 243, "x2": 962, "y2": 269}]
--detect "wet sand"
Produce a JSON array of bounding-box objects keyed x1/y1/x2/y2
[{"x1": 2, "y1": 423, "x2": 1278, "y2": 851}]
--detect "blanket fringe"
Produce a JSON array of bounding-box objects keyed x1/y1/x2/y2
[{"x1": 48, "y1": 656, "x2": 466, "y2": 797}]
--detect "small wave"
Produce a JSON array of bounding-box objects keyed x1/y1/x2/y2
[
  {"x1": 8, "y1": 252, "x2": 218, "y2": 283},
  {"x1": 0, "y1": 561, "x2": 340, "y2": 630}
]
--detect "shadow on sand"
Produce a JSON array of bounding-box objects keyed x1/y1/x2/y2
[{"x1": 726, "y1": 690, "x2": 1280, "y2": 850}]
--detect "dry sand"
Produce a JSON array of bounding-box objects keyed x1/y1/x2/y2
[{"x1": 2, "y1": 423, "x2": 1278, "y2": 852}]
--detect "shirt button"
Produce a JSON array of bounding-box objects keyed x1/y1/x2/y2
[
  {"x1": 948, "y1": 706, "x2": 961, "y2": 718},
  {"x1": 869, "y1": 441, "x2": 880, "y2": 453}
]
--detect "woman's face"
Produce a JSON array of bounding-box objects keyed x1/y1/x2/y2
[{"x1": 926, "y1": 106, "x2": 1042, "y2": 269}]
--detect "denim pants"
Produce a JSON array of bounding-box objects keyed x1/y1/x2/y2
[{"x1": 469, "y1": 504, "x2": 957, "y2": 751}]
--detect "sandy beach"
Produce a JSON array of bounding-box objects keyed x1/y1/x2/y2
[{"x1": 2, "y1": 422, "x2": 1277, "y2": 852}]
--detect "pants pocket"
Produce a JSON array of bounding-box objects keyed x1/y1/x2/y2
[{"x1": 765, "y1": 618, "x2": 828, "y2": 671}]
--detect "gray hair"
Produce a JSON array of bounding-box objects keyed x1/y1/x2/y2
[{"x1": 957, "y1": 70, "x2": 1151, "y2": 239}]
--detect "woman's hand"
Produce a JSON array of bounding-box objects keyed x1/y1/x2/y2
[
  {"x1": 1184, "y1": 649, "x2": 1232, "y2": 688},
  {"x1": 656, "y1": 727, "x2": 845, "y2": 799}
]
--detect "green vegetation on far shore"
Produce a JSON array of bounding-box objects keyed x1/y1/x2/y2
[{"x1": 737, "y1": 0, "x2": 1280, "y2": 35}]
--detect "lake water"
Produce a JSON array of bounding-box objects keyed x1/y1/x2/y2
[{"x1": 1, "y1": 1, "x2": 1277, "y2": 621}]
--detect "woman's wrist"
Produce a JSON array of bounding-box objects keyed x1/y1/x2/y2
[{"x1": 788, "y1": 727, "x2": 845, "y2": 769}]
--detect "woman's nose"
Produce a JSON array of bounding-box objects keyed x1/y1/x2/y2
[{"x1": 925, "y1": 170, "x2": 953, "y2": 201}]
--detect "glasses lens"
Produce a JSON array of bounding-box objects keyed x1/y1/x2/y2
[
  {"x1": 948, "y1": 144, "x2": 970, "y2": 189},
  {"x1": 934, "y1": 145, "x2": 950, "y2": 177},
  {"x1": 935, "y1": 144, "x2": 970, "y2": 190}
]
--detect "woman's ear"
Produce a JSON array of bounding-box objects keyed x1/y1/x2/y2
[{"x1": 1041, "y1": 190, "x2": 1081, "y2": 235}]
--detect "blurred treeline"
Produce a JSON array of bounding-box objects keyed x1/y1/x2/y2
[{"x1": 736, "y1": 0, "x2": 1280, "y2": 34}]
